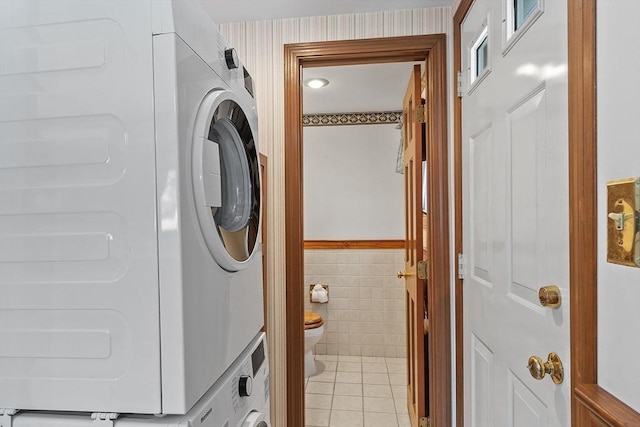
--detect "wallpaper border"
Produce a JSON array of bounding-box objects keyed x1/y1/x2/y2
[{"x1": 303, "y1": 110, "x2": 402, "y2": 126}]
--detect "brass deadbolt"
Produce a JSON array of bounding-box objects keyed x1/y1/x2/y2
[
  {"x1": 538, "y1": 285, "x2": 561, "y2": 309},
  {"x1": 527, "y1": 352, "x2": 564, "y2": 384}
]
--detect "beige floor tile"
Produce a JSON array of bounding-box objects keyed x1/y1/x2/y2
[
  {"x1": 364, "y1": 396, "x2": 397, "y2": 414},
  {"x1": 364, "y1": 412, "x2": 399, "y2": 427},
  {"x1": 306, "y1": 408, "x2": 330, "y2": 427},
  {"x1": 332, "y1": 395, "x2": 363, "y2": 411},
  {"x1": 362, "y1": 363, "x2": 387, "y2": 373},
  {"x1": 306, "y1": 394, "x2": 333, "y2": 410},
  {"x1": 388, "y1": 374, "x2": 405, "y2": 386},
  {"x1": 310, "y1": 369, "x2": 337, "y2": 383},
  {"x1": 391, "y1": 385, "x2": 405, "y2": 399},
  {"x1": 385, "y1": 357, "x2": 406, "y2": 365},
  {"x1": 329, "y1": 410, "x2": 364, "y2": 427},
  {"x1": 317, "y1": 361, "x2": 337, "y2": 373},
  {"x1": 316, "y1": 354, "x2": 339, "y2": 362},
  {"x1": 361, "y1": 356, "x2": 386, "y2": 363},
  {"x1": 363, "y1": 372, "x2": 390, "y2": 385},
  {"x1": 363, "y1": 384, "x2": 392, "y2": 398},
  {"x1": 333, "y1": 382, "x2": 362, "y2": 397},
  {"x1": 307, "y1": 381, "x2": 335, "y2": 395},
  {"x1": 337, "y1": 361, "x2": 362, "y2": 372},
  {"x1": 335, "y1": 371, "x2": 362, "y2": 384},
  {"x1": 338, "y1": 355, "x2": 362, "y2": 362}
]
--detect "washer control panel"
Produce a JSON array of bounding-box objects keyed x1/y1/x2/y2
[{"x1": 170, "y1": 333, "x2": 270, "y2": 427}]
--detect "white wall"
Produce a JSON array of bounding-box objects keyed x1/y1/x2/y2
[
  {"x1": 303, "y1": 124, "x2": 404, "y2": 240},
  {"x1": 596, "y1": 0, "x2": 640, "y2": 412},
  {"x1": 218, "y1": 9, "x2": 452, "y2": 426}
]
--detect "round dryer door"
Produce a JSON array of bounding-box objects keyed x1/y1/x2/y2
[
  {"x1": 241, "y1": 411, "x2": 270, "y2": 427},
  {"x1": 192, "y1": 89, "x2": 261, "y2": 272}
]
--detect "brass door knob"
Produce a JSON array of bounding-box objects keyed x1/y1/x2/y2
[
  {"x1": 397, "y1": 271, "x2": 413, "y2": 279},
  {"x1": 527, "y1": 352, "x2": 564, "y2": 384},
  {"x1": 538, "y1": 285, "x2": 561, "y2": 308}
]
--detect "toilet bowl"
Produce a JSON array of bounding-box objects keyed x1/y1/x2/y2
[{"x1": 304, "y1": 311, "x2": 325, "y2": 377}]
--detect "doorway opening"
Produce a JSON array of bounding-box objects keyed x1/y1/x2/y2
[{"x1": 284, "y1": 35, "x2": 451, "y2": 427}]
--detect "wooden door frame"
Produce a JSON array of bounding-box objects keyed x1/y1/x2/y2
[
  {"x1": 454, "y1": 1, "x2": 640, "y2": 425},
  {"x1": 284, "y1": 35, "x2": 451, "y2": 427}
]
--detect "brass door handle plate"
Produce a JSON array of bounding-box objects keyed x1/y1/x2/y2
[
  {"x1": 527, "y1": 352, "x2": 564, "y2": 384},
  {"x1": 606, "y1": 177, "x2": 640, "y2": 267},
  {"x1": 538, "y1": 285, "x2": 561, "y2": 309}
]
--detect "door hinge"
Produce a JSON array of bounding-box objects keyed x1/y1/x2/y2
[
  {"x1": 419, "y1": 416, "x2": 430, "y2": 427},
  {"x1": 417, "y1": 260, "x2": 428, "y2": 280},
  {"x1": 457, "y1": 71, "x2": 464, "y2": 98},
  {"x1": 91, "y1": 413, "x2": 119, "y2": 427},
  {"x1": 415, "y1": 104, "x2": 426, "y2": 123},
  {"x1": 458, "y1": 253, "x2": 465, "y2": 279},
  {"x1": 0, "y1": 409, "x2": 19, "y2": 427}
]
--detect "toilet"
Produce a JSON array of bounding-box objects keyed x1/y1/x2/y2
[{"x1": 304, "y1": 311, "x2": 325, "y2": 377}]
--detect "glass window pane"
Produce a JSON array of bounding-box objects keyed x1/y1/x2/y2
[
  {"x1": 515, "y1": 0, "x2": 537, "y2": 30},
  {"x1": 476, "y1": 36, "x2": 488, "y2": 77}
]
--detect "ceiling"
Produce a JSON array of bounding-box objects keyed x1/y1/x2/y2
[
  {"x1": 302, "y1": 62, "x2": 419, "y2": 114},
  {"x1": 198, "y1": 0, "x2": 452, "y2": 24}
]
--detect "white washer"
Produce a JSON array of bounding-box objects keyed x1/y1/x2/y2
[
  {"x1": 7, "y1": 333, "x2": 271, "y2": 427},
  {"x1": 0, "y1": 0, "x2": 263, "y2": 416}
]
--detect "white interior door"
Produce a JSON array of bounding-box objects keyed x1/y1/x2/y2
[{"x1": 461, "y1": 0, "x2": 570, "y2": 425}]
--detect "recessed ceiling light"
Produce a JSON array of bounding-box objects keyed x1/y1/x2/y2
[{"x1": 304, "y1": 78, "x2": 330, "y2": 89}]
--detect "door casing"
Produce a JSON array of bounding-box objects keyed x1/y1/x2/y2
[{"x1": 283, "y1": 35, "x2": 450, "y2": 427}]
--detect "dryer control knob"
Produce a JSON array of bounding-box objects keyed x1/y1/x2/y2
[
  {"x1": 225, "y1": 48, "x2": 239, "y2": 69},
  {"x1": 238, "y1": 375, "x2": 252, "y2": 397}
]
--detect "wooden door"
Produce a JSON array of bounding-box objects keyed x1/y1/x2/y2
[
  {"x1": 402, "y1": 64, "x2": 427, "y2": 427},
  {"x1": 461, "y1": 0, "x2": 570, "y2": 425}
]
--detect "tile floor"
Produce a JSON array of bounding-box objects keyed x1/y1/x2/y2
[{"x1": 305, "y1": 355, "x2": 411, "y2": 427}]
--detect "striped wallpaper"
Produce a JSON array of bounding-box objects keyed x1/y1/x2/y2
[{"x1": 218, "y1": 8, "x2": 452, "y2": 426}]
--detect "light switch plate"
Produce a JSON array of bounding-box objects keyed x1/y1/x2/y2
[{"x1": 606, "y1": 177, "x2": 640, "y2": 267}]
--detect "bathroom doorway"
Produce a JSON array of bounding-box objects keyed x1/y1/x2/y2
[
  {"x1": 284, "y1": 35, "x2": 451, "y2": 427},
  {"x1": 301, "y1": 61, "x2": 416, "y2": 426}
]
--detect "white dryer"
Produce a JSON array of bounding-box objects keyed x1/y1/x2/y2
[{"x1": 0, "y1": 0, "x2": 263, "y2": 416}]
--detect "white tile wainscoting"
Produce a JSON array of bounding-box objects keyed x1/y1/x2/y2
[{"x1": 304, "y1": 249, "x2": 406, "y2": 358}]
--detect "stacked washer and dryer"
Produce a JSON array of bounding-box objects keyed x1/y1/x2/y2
[{"x1": 0, "y1": 1, "x2": 269, "y2": 426}]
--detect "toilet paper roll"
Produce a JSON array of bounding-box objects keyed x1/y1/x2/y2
[{"x1": 311, "y1": 284, "x2": 328, "y2": 303}]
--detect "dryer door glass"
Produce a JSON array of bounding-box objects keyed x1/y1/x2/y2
[
  {"x1": 208, "y1": 99, "x2": 260, "y2": 263},
  {"x1": 193, "y1": 90, "x2": 261, "y2": 271}
]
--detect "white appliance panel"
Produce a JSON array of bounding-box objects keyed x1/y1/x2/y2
[
  {"x1": 153, "y1": 33, "x2": 263, "y2": 414},
  {"x1": 1, "y1": 0, "x2": 263, "y2": 416},
  {"x1": 0, "y1": 0, "x2": 161, "y2": 413}
]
